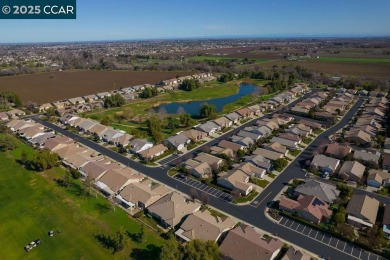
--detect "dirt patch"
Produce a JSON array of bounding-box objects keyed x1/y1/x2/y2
[{"x1": 0, "y1": 70, "x2": 194, "y2": 104}]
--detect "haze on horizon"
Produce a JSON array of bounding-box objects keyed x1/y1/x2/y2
[{"x1": 1, "y1": 0, "x2": 389, "y2": 43}]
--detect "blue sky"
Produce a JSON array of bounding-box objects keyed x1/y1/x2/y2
[{"x1": 1, "y1": 0, "x2": 389, "y2": 43}]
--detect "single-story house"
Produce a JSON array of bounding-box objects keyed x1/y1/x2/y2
[
  {"x1": 82, "y1": 94, "x2": 98, "y2": 102},
  {"x1": 234, "y1": 162, "x2": 266, "y2": 179},
  {"x1": 116, "y1": 179, "x2": 170, "y2": 209},
  {"x1": 252, "y1": 148, "x2": 284, "y2": 161},
  {"x1": 236, "y1": 108, "x2": 254, "y2": 118},
  {"x1": 0, "y1": 112, "x2": 9, "y2": 121},
  {"x1": 346, "y1": 194, "x2": 379, "y2": 228},
  {"x1": 353, "y1": 149, "x2": 381, "y2": 165},
  {"x1": 282, "y1": 246, "x2": 311, "y2": 260},
  {"x1": 195, "y1": 121, "x2": 221, "y2": 135},
  {"x1": 217, "y1": 170, "x2": 253, "y2": 195},
  {"x1": 165, "y1": 133, "x2": 190, "y2": 150},
  {"x1": 210, "y1": 146, "x2": 234, "y2": 158},
  {"x1": 220, "y1": 225, "x2": 283, "y2": 260},
  {"x1": 185, "y1": 160, "x2": 212, "y2": 179},
  {"x1": 383, "y1": 154, "x2": 390, "y2": 171},
  {"x1": 129, "y1": 139, "x2": 153, "y2": 154},
  {"x1": 68, "y1": 97, "x2": 85, "y2": 105},
  {"x1": 270, "y1": 136, "x2": 299, "y2": 150},
  {"x1": 218, "y1": 140, "x2": 246, "y2": 153},
  {"x1": 338, "y1": 161, "x2": 366, "y2": 182},
  {"x1": 237, "y1": 130, "x2": 262, "y2": 141},
  {"x1": 345, "y1": 130, "x2": 372, "y2": 145},
  {"x1": 324, "y1": 143, "x2": 353, "y2": 159},
  {"x1": 175, "y1": 209, "x2": 235, "y2": 242},
  {"x1": 225, "y1": 112, "x2": 241, "y2": 124},
  {"x1": 382, "y1": 205, "x2": 390, "y2": 239},
  {"x1": 182, "y1": 129, "x2": 208, "y2": 142},
  {"x1": 310, "y1": 154, "x2": 340, "y2": 174},
  {"x1": 79, "y1": 159, "x2": 121, "y2": 180},
  {"x1": 147, "y1": 192, "x2": 201, "y2": 229},
  {"x1": 213, "y1": 116, "x2": 233, "y2": 128},
  {"x1": 139, "y1": 144, "x2": 168, "y2": 161},
  {"x1": 193, "y1": 152, "x2": 224, "y2": 170},
  {"x1": 95, "y1": 168, "x2": 143, "y2": 196},
  {"x1": 279, "y1": 195, "x2": 333, "y2": 224},
  {"x1": 294, "y1": 179, "x2": 340, "y2": 204},
  {"x1": 263, "y1": 142, "x2": 288, "y2": 156},
  {"x1": 244, "y1": 154, "x2": 272, "y2": 171},
  {"x1": 367, "y1": 169, "x2": 390, "y2": 188},
  {"x1": 298, "y1": 119, "x2": 322, "y2": 130}
]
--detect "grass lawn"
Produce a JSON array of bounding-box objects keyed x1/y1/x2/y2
[
  {"x1": 268, "y1": 173, "x2": 276, "y2": 179},
  {"x1": 251, "y1": 178, "x2": 270, "y2": 188},
  {"x1": 233, "y1": 191, "x2": 259, "y2": 204},
  {"x1": 290, "y1": 149, "x2": 301, "y2": 157},
  {"x1": 221, "y1": 92, "x2": 274, "y2": 114},
  {"x1": 303, "y1": 138, "x2": 313, "y2": 145},
  {"x1": 168, "y1": 167, "x2": 179, "y2": 177},
  {"x1": 0, "y1": 134, "x2": 167, "y2": 259}
]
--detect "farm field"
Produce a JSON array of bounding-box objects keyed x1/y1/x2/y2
[
  {"x1": 188, "y1": 55, "x2": 271, "y2": 63},
  {"x1": 0, "y1": 70, "x2": 194, "y2": 104},
  {"x1": 316, "y1": 57, "x2": 390, "y2": 63},
  {"x1": 260, "y1": 60, "x2": 390, "y2": 78},
  {"x1": 0, "y1": 133, "x2": 166, "y2": 259}
]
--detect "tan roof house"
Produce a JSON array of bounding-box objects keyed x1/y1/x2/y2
[
  {"x1": 185, "y1": 159, "x2": 212, "y2": 179},
  {"x1": 43, "y1": 136, "x2": 74, "y2": 151},
  {"x1": 338, "y1": 161, "x2": 366, "y2": 182},
  {"x1": 253, "y1": 148, "x2": 284, "y2": 161},
  {"x1": 213, "y1": 116, "x2": 233, "y2": 128},
  {"x1": 79, "y1": 159, "x2": 121, "y2": 180},
  {"x1": 175, "y1": 209, "x2": 235, "y2": 242},
  {"x1": 218, "y1": 140, "x2": 245, "y2": 153},
  {"x1": 147, "y1": 192, "x2": 201, "y2": 229},
  {"x1": 263, "y1": 142, "x2": 288, "y2": 156},
  {"x1": 193, "y1": 152, "x2": 224, "y2": 170},
  {"x1": 217, "y1": 169, "x2": 253, "y2": 195},
  {"x1": 324, "y1": 143, "x2": 352, "y2": 159},
  {"x1": 346, "y1": 195, "x2": 379, "y2": 228},
  {"x1": 182, "y1": 129, "x2": 208, "y2": 142},
  {"x1": 95, "y1": 168, "x2": 143, "y2": 196},
  {"x1": 367, "y1": 169, "x2": 390, "y2": 188},
  {"x1": 310, "y1": 154, "x2": 340, "y2": 174},
  {"x1": 220, "y1": 225, "x2": 283, "y2": 260},
  {"x1": 279, "y1": 195, "x2": 332, "y2": 224},
  {"x1": 282, "y1": 247, "x2": 311, "y2": 260},
  {"x1": 116, "y1": 179, "x2": 170, "y2": 209},
  {"x1": 139, "y1": 144, "x2": 168, "y2": 160}
]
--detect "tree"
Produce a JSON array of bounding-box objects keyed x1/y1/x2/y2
[
  {"x1": 160, "y1": 238, "x2": 182, "y2": 260},
  {"x1": 200, "y1": 192, "x2": 209, "y2": 206},
  {"x1": 32, "y1": 149, "x2": 60, "y2": 171},
  {"x1": 147, "y1": 113, "x2": 164, "y2": 143},
  {"x1": 112, "y1": 228, "x2": 127, "y2": 253},
  {"x1": 61, "y1": 171, "x2": 72, "y2": 188},
  {"x1": 337, "y1": 223, "x2": 355, "y2": 240},
  {"x1": 139, "y1": 224, "x2": 145, "y2": 243},
  {"x1": 180, "y1": 78, "x2": 201, "y2": 91},
  {"x1": 182, "y1": 239, "x2": 220, "y2": 260},
  {"x1": 273, "y1": 158, "x2": 288, "y2": 171},
  {"x1": 200, "y1": 103, "x2": 217, "y2": 119},
  {"x1": 140, "y1": 87, "x2": 158, "y2": 98},
  {"x1": 167, "y1": 116, "x2": 176, "y2": 134},
  {"x1": 21, "y1": 150, "x2": 28, "y2": 166},
  {"x1": 218, "y1": 72, "x2": 235, "y2": 83},
  {"x1": 104, "y1": 93, "x2": 126, "y2": 108},
  {"x1": 70, "y1": 168, "x2": 81, "y2": 179},
  {"x1": 0, "y1": 135, "x2": 18, "y2": 151},
  {"x1": 180, "y1": 113, "x2": 195, "y2": 127},
  {"x1": 101, "y1": 116, "x2": 111, "y2": 126},
  {"x1": 333, "y1": 206, "x2": 346, "y2": 226}
]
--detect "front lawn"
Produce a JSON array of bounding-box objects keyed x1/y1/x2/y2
[
  {"x1": 0, "y1": 134, "x2": 167, "y2": 259},
  {"x1": 233, "y1": 191, "x2": 259, "y2": 204},
  {"x1": 303, "y1": 138, "x2": 313, "y2": 144},
  {"x1": 290, "y1": 149, "x2": 301, "y2": 157},
  {"x1": 251, "y1": 178, "x2": 270, "y2": 188}
]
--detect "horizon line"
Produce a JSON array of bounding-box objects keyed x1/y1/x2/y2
[{"x1": 1, "y1": 34, "x2": 390, "y2": 45}]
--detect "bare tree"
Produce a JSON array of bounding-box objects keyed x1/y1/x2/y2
[
  {"x1": 190, "y1": 188, "x2": 198, "y2": 201},
  {"x1": 200, "y1": 192, "x2": 209, "y2": 206},
  {"x1": 231, "y1": 189, "x2": 241, "y2": 200}
]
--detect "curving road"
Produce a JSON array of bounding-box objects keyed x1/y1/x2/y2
[{"x1": 32, "y1": 96, "x2": 384, "y2": 259}]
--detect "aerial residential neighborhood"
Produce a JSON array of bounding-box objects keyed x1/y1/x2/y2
[{"x1": 0, "y1": 1, "x2": 389, "y2": 259}]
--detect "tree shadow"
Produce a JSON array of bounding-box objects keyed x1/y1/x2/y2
[
  {"x1": 126, "y1": 230, "x2": 142, "y2": 244},
  {"x1": 94, "y1": 233, "x2": 116, "y2": 254},
  {"x1": 130, "y1": 244, "x2": 162, "y2": 260},
  {"x1": 94, "y1": 202, "x2": 111, "y2": 214}
]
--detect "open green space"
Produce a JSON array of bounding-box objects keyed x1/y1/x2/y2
[
  {"x1": 251, "y1": 178, "x2": 270, "y2": 188},
  {"x1": 85, "y1": 78, "x2": 270, "y2": 140},
  {"x1": 316, "y1": 57, "x2": 390, "y2": 63},
  {"x1": 0, "y1": 134, "x2": 166, "y2": 259}
]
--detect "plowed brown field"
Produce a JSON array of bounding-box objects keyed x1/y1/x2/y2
[{"x1": 0, "y1": 70, "x2": 194, "y2": 104}]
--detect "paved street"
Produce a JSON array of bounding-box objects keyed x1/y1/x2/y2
[{"x1": 31, "y1": 96, "x2": 386, "y2": 259}]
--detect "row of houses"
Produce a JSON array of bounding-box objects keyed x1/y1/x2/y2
[
  {"x1": 344, "y1": 96, "x2": 387, "y2": 146},
  {"x1": 5, "y1": 119, "x2": 312, "y2": 260},
  {"x1": 0, "y1": 109, "x2": 26, "y2": 122},
  {"x1": 40, "y1": 73, "x2": 215, "y2": 113},
  {"x1": 279, "y1": 179, "x2": 390, "y2": 239},
  {"x1": 183, "y1": 111, "x2": 320, "y2": 196}
]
